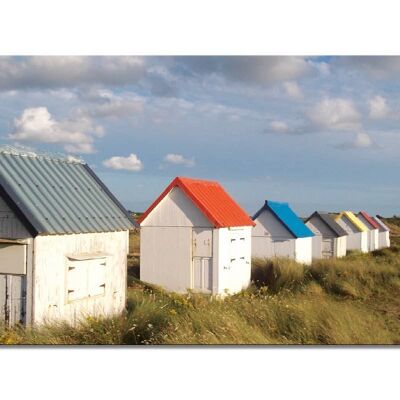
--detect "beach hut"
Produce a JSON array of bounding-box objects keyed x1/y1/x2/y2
[
  {"x1": 138, "y1": 177, "x2": 255, "y2": 295},
  {"x1": 251, "y1": 200, "x2": 314, "y2": 265},
  {"x1": 305, "y1": 212, "x2": 348, "y2": 259},
  {"x1": 334, "y1": 211, "x2": 368, "y2": 253},
  {"x1": 357, "y1": 211, "x2": 380, "y2": 251},
  {"x1": 373, "y1": 216, "x2": 390, "y2": 249},
  {"x1": 0, "y1": 148, "x2": 137, "y2": 326}
]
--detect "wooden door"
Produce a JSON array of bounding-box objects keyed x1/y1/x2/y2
[
  {"x1": 322, "y1": 239, "x2": 334, "y2": 258},
  {"x1": 192, "y1": 257, "x2": 212, "y2": 293},
  {"x1": 0, "y1": 274, "x2": 27, "y2": 326}
]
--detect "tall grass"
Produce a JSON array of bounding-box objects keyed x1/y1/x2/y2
[{"x1": 1, "y1": 245, "x2": 400, "y2": 345}]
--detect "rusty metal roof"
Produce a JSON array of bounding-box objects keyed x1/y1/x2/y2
[
  {"x1": 0, "y1": 150, "x2": 137, "y2": 236},
  {"x1": 139, "y1": 176, "x2": 255, "y2": 228}
]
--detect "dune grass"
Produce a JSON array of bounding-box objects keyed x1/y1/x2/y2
[
  {"x1": 2, "y1": 219, "x2": 400, "y2": 345},
  {"x1": 2, "y1": 241, "x2": 400, "y2": 345}
]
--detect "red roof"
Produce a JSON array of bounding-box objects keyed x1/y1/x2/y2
[
  {"x1": 138, "y1": 177, "x2": 255, "y2": 228},
  {"x1": 359, "y1": 211, "x2": 380, "y2": 229}
]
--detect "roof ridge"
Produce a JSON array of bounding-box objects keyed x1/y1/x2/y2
[{"x1": 139, "y1": 176, "x2": 255, "y2": 228}]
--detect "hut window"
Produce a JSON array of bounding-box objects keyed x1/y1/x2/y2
[{"x1": 66, "y1": 257, "x2": 106, "y2": 302}]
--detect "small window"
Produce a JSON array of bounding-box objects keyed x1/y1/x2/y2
[{"x1": 66, "y1": 257, "x2": 106, "y2": 302}]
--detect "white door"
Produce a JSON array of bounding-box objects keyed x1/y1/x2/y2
[
  {"x1": 192, "y1": 228, "x2": 212, "y2": 257},
  {"x1": 192, "y1": 257, "x2": 212, "y2": 292}
]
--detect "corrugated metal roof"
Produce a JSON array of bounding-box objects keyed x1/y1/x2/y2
[
  {"x1": 254, "y1": 200, "x2": 314, "y2": 238},
  {"x1": 358, "y1": 211, "x2": 380, "y2": 230},
  {"x1": 139, "y1": 176, "x2": 255, "y2": 228},
  {"x1": 334, "y1": 211, "x2": 368, "y2": 232},
  {"x1": 0, "y1": 150, "x2": 137, "y2": 235},
  {"x1": 373, "y1": 216, "x2": 390, "y2": 232},
  {"x1": 306, "y1": 211, "x2": 348, "y2": 237}
]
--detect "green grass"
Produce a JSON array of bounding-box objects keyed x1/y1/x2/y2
[{"x1": 2, "y1": 235, "x2": 400, "y2": 345}]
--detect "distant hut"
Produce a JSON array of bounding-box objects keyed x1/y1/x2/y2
[
  {"x1": 357, "y1": 211, "x2": 380, "y2": 251},
  {"x1": 252, "y1": 200, "x2": 314, "y2": 265},
  {"x1": 138, "y1": 177, "x2": 255, "y2": 295},
  {"x1": 334, "y1": 211, "x2": 368, "y2": 253},
  {"x1": 373, "y1": 216, "x2": 390, "y2": 249},
  {"x1": 305, "y1": 212, "x2": 348, "y2": 259},
  {"x1": 0, "y1": 148, "x2": 137, "y2": 326}
]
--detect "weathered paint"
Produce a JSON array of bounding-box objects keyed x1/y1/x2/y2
[
  {"x1": 0, "y1": 195, "x2": 31, "y2": 239},
  {"x1": 252, "y1": 207, "x2": 311, "y2": 264},
  {"x1": 32, "y1": 231, "x2": 128, "y2": 324},
  {"x1": 0, "y1": 274, "x2": 27, "y2": 326}
]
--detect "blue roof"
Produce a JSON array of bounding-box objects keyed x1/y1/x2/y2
[{"x1": 253, "y1": 200, "x2": 314, "y2": 238}]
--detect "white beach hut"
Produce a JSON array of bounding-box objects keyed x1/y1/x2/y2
[
  {"x1": 305, "y1": 211, "x2": 348, "y2": 259},
  {"x1": 0, "y1": 148, "x2": 137, "y2": 326},
  {"x1": 251, "y1": 200, "x2": 314, "y2": 265},
  {"x1": 138, "y1": 177, "x2": 255, "y2": 295},
  {"x1": 357, "y1": 211, "x2": 380, "y2": 251},
  {"x1": 334, "y1": 211, "x2": 368, "y2": 253},
  {"x1": 373, "y1": 216, "x2": 390, "y2": 249}
]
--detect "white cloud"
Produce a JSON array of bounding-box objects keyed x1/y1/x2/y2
[
  {"x1": 307, "y1": 97, "x2": 361, "y2": 131},
  {"x1": 353, "y1": 132, "x2": 373, "y2": 148},
  {"x1": 335, "y1": 132, "x2": 377, "y2": 150},
  {"x1": 163, "y1": 153, "x2": 195, "y2": 167},
  {"x1": 282, "y1": 81, "x2": 303, "y2": 99},
  {"x1": 102, "y1": 154, "x2": 143, "y2": 171},
  {"x1": 9, "y1": 107, "x2": 103, "y2": 154},
  {"x1": 270, "y1": 120, "x2": 289, "y2": 133},
  {"x1": 368, "y1": 95, "x2": 390, "y2": 119},
  {"x1": 0, "y1": 56, "x2": 146, "y2": 90}
]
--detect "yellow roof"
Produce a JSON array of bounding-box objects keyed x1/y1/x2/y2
[{"x1": 334, "y1": 211, "x2": 368, "y2": 232}]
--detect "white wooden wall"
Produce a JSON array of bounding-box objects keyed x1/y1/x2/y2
[
  {"x1": 306, "y1": 216, "x2": 347, "y2": 259},
  {"x1": 378, "y1": 231, "x2": 390, "y2": 248},
  {"x1": 0, "y1": 195, "x2": 31, "y2": 239},
  {"x1": 311, "y1": 235, "x2": 323, "y2": 259},
  {"x1": 306, "y1": 216, "x2": 336, "y2": 238},
  {"x1": 336, "y1": 236, "x2": 347, "y2": 258},
  {"x1": 140, "y1": 226, "x2": 192, "y2": 293},
  {"x1": 252, "y1": 208, "x2": 296, "y2": 259},
  {"x1": 336, "y1": 217, "x2": 368, "y2": 253},
  {"x1": 33, "y1": 231, "x2": 129, "y2": 325},
  {"x1": 357, "y1": 214, "x2": 379, "y2": 251},
  {"x1": 294, "y1": 237, "x2": 312, "y2": 265},
  {"x1": 141, "y1": 187, "x2": 211, "y2": 228},
  {"x1": 215, "y1": 227, "x2": 252, "y2": 295}
]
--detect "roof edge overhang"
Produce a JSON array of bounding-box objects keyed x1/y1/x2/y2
[
  {"x1": 336, "y1": 211, "x2": 368, "y2": 232},
  {"x1": 253, "y1": 201, "x2": 313, "y2": 238},
  {"x1": 306, "y1": 211, "x2": 347, "y2": 237},
  {"x1": 358, "y1": 211, "x2": 380, "y2": 230},
  {"x1": 83, "y1": 164, "x2": 138, "y2": 229},
  {"x1": 139, "y1": 177, "x2": 255, "y2": 228},
  {"x1": 0, "y1": 179, "x2": 40, "y2": 237}
]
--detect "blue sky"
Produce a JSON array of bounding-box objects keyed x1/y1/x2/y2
[{"x1": 0, "y1": 56, "x2": 399, "y2": 216}]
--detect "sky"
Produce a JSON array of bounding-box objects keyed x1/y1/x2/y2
[{"x1": 0, "y1": 56, "x2": 399, "y2": 217}]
